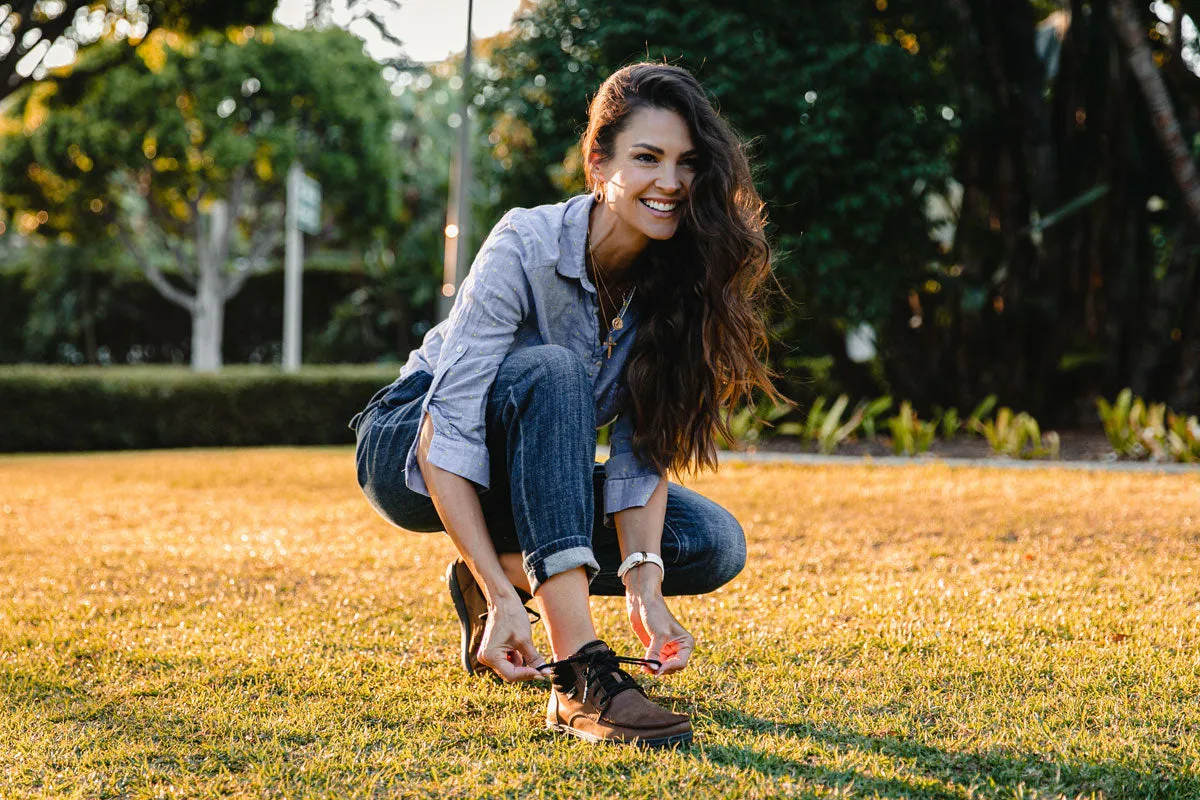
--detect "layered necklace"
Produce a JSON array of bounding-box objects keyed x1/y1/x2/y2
[{"x1": 586, "y1": 232, "x2": 636, "y2": 359}]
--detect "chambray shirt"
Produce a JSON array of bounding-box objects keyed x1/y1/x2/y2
[{"x1": 399, "y1": 193, "x2": 661, "y2": 516}]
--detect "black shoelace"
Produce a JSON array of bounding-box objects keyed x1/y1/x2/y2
[
  {"x1": 539, "y1": 645, "x2": 661, "y2": 709},
  {"x1": 477, "y1": 605, "x2": 541, "y2": 624}
]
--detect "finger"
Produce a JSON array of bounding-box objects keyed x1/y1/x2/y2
[
  {"x1": 644, "y1": 640, "x2": 664, "y2": 675},
  {"x1": 654, "y1": 641, "x2": 692, "y2": 675},
  {"x1": 508, "y1": 664, "x2": 547, "y2": 682},
  {"x1": 484, "y1": 652, "x2": 541, "y2": 683},
  {"x1": 516, "y1": 640, "x2": 547, "y2": 673},
  {"x1": 655, "y1": 654, "x2": 690, "y2": 676}
]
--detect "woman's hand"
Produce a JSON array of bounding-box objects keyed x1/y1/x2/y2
[
  {"x1": 476, "y1": 595, "x2": 547, "y2": 682},
  {"x1": 624, "y1": 568, "x2": 694, "y2": 676}
]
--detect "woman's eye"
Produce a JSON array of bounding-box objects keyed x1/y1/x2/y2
[{"x1": 635, "y1": 153, "x2": 657, "y2": 163}]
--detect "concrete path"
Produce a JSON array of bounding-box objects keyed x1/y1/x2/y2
[{"x1": 594, "y1": 445, "x2": 1199, "y2": 475}]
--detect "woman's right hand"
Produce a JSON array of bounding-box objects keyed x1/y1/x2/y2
[{"x1": 476, "y1": 595, "x2": 547, "y2": 682}]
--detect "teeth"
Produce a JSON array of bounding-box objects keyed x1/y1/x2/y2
[{"x1": 642, "y1": 199, "x2": 677, "y2": 212}]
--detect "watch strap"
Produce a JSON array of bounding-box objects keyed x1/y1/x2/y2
[{"x1": 617, "y1": 551, "x2": 665, "y2": 581}]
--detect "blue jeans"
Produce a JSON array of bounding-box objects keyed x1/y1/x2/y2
[{"x1": 352, "y1": 345, "x2": 746, "y2": 596}]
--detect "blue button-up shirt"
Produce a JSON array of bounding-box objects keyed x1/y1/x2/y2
[{"x1": 399, "y1": 193, "x2": 661, "y2": 516}]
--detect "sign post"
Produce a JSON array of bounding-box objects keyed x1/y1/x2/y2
[{"x1": 284, "y1": 162, "x2": 321, "y2": 372}]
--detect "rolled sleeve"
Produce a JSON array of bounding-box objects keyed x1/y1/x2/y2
[
  {"x1": 404, "y1": 217, "x2": 529, "y2": 496},
  {"x1": 602, "y1": 412, "x2": 662, "y2": 519}
]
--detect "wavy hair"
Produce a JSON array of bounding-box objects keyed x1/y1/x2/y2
[{"x1": 582, "y1": 63, "x2": 785, "y2": 477}]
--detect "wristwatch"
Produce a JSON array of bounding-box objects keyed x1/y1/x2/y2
[{"x1": 617, "y1": 551, "x2": 665, "y2": 581}]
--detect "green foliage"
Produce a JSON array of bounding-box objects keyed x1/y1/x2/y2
[
  {"x1": 0, "y1": 254, "x2": 396, "y2": 365},
  {"x1": 0, "y1": 365, "x2": 398, "y2": 452},
  {"x1": 886, "y1": 401, "x2": 937, "y2": 456},
  {"x1": 966, "y1": 394, "x2": 998, "y2": 435},
  {"x1": 1167, "y1": 412, "x2": 1200, "y2": 464},
  {"x1": 481, "y1": 0, "x2": 955, "y2": 332},
  {"x1": 970, "y1": 407, "x2": 1060, "y2": 460},
  {"x1": 0, "y1": 0, "x2": 276, "y2": 103},
  {"x1": 1097, "y1": 389, "x2": 1200, "y2": 463},
  {"x1": 931, "y1": 405, "x2": 960, "y2": 441},
  {"x1": 1, "y1": 26, "x2": 398, "y2": 249},
  {"x1": 779, "y1": 394, "x2": 866, "y2": 454},
  {"x1": 858, "y1": 396, "x2": 894, "y2": 440},
  {"x1": 715, "y1": 398, "x2": 793, "y2": 450}
]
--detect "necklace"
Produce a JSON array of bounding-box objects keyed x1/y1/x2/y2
[{"x1": 586, "y1": 235, "x2": 636, "y2": 359}]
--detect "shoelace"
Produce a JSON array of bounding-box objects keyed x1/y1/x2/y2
[
  {"x1": 476, "y1": 605, "x2": 541, "y2": 624},
  {"x1": 539, "y1": 646, "x2": 661, "y2": 709}
]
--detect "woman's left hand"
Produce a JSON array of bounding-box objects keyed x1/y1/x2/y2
[{"x1": 625, "y1": 569, "x2": 694, "y2": 676}]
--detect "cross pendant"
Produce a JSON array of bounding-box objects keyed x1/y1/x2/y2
[{"x1": 604, "y1": 333, "x2": 615, "y2": 358}]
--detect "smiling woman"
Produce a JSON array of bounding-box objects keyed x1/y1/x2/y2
[{"x1": 351, "y1": 63, "x2": 783, "y2": 749}]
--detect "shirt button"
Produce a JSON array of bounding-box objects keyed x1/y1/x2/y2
[
  {"x1": 595, "y1": 362, "x2": 602, "y2": 368},
  {"x1": 456, "y1": 346, "x2": 463, "y2": 352}
]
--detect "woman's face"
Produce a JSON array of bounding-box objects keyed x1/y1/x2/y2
[{"x1": 593, "y1": 106, "x2": 698, "y2": 243}]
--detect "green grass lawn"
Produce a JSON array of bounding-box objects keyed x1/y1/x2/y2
[{"x1": 1, "y1": 449, "x2": 1197, "y2": 799}]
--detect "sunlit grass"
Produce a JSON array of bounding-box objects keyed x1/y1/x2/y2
[{"x1": 1, "y1": 450, "x2": 1198, "y2": 798}]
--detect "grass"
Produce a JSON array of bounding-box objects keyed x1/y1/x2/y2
[{"x1": 1, "y1": 449, "x2": 1198, "y2": 799}]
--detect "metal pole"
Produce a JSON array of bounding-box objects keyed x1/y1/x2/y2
[
  {"x1": 439, "y1": 0, "x2": 474, "y2": 321},
  {"x1": 283, "y1": 162, "x2": 304, "y2": 372}
]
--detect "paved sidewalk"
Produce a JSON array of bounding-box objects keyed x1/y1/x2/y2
[{"x1": 595, "y1": 445, "x2": 1199, "y2": 475}]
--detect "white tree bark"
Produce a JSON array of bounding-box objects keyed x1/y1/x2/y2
[
  {"x1": 118, "y1": 175, "x2": 281, "y2": 372},
  {"x1": 190, "y1": 198, "x2": 231, "y2": 372}
]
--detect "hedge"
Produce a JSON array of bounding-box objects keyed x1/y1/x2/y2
[{"x1": 0, "y1": 365, "x2": 402, "y2": 453}]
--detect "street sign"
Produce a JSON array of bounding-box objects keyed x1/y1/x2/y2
[
  {"x1": 290, "y1": 170, "x2": 322, "y2": 235},
  {"x1": 283, "y1": 162, "x2": 319, "y2": 372}
]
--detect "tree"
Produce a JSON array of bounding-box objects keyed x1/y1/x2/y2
[
  {"x1": 480, "y1": 0, "x2": 956, "y2": 400},
  {"x1": 0, "y1": 26, "x2": 399, "y2": 370},
  {"x1": 892, "y1": 0, "x2": 1200, "y2": 417},
  {"x1": 0, "y1": 0, "x2": 274, "y2": 102},
  {"x1": 481, "y1": 0, "x2": 1200, "y2": 419}
]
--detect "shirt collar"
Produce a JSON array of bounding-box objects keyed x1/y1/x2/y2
[{"x1": 555, "y1": 193, "x2": 596, "y2": 282}]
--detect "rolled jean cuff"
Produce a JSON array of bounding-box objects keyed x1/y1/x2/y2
[{"x1": 522, "y1": 537, "x2": 600, "y2": 595}]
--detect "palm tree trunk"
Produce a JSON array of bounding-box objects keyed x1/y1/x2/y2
[{"x1": 1111, "y1": 0, "x2": 1200, "y2": 228}]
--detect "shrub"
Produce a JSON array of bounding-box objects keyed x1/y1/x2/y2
[
  {"x1": 965, "y1": 394, "x2": 998, "y2": 435},
  {"x1": 0, "y1": 365, "x2": 401, "y2": 453},
  {"x1": 970, "y1": 407, "x2": 1060, "y2": 459},
  {"x1": 716, "y1": 399, "x2": 794, "y2": 451},
  {"x1": 1097, "y1": 389, "x2": 1200, "y2": 463},
  {"x1": 857, "y1": 396, "x2": 894, "y2": 440},
  {"x1": 886, "y1": 401, "x2": 937, "y2": 456},
  {"x1": 933, "y1": 406, "x2": 961, "y2": 441}
]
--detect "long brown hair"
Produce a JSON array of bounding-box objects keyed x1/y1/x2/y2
[{"x1": 582, "y1": 63, "x2": 785, "y2": 477}]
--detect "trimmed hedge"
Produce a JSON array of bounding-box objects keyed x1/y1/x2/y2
[{"x1": 0, "y1": 365, "x2": 402, "y2": 453}]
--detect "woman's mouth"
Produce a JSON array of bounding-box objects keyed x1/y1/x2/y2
[{"x1": 640, "y1": 198, "x2": 680, "y2": 217}]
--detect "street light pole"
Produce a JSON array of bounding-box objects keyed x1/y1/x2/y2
[{"x1": 439, "y1": 0, "x2": 474, "y2": 321}]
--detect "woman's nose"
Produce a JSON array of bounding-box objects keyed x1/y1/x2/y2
[{"x1": 656, "y1": 165, "x2": 681, "y2": 192}]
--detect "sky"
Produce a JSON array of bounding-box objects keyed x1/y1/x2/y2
[
  {"x1": 274, "y1": 0, "x2": 526, "y2": 64},
  {"x1": 14, "y1": 0, "x2": 523, "y2": 79}
]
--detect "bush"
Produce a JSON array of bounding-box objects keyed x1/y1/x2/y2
[
  {"x1": 1097, "y1": 389, "x2": 1200, "y2": 463},
  {"x1": 0, "y1": 365, "x2": 401, "y2": 453}
]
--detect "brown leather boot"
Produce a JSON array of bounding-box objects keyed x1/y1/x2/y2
[
  {"x1": 544, "y1": 640, "x2": 693, "y2": 747},
  {"x1": 446, "y1": 559, "x2": 538, "y2": 676}
]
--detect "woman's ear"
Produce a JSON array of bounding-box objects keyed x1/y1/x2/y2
[{"x1": 588, "y1": 152, "x2": 609, "y2": 185}]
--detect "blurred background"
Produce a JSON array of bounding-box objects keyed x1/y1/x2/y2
[{"x1": 2, "y1": 0, "x2": 1199, "y2": 452}]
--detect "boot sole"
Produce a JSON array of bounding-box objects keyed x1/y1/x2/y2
[
  {"x1": 546, "y1": 721, "x2": 693, "y2": 749},
  {"x1": 445, "y1": 561, "x2": 477, "y2": 676}
]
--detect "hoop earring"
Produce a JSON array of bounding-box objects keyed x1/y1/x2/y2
[{"x1": 594, "y1": 183, "x2": 605, "y2": 203}]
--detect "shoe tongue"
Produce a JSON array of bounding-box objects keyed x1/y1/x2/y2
[{"x1": 573, "y1": 639, "x2": 611, "y2": 657}]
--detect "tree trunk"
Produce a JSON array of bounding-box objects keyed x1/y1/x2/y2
[
  {"x1": 1111, "y1": 0, "x2": 1200, "y2": 229},
  {"x1": 190, "y1": 199, "x2": 232, "y2": 372},
  {"x1": 191, "y1": 276, "x2": 224, "y2": 372}
]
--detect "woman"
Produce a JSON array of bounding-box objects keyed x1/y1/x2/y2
[{"x1": 352, "y1": 63, "x2": 780, "y2": 748}]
